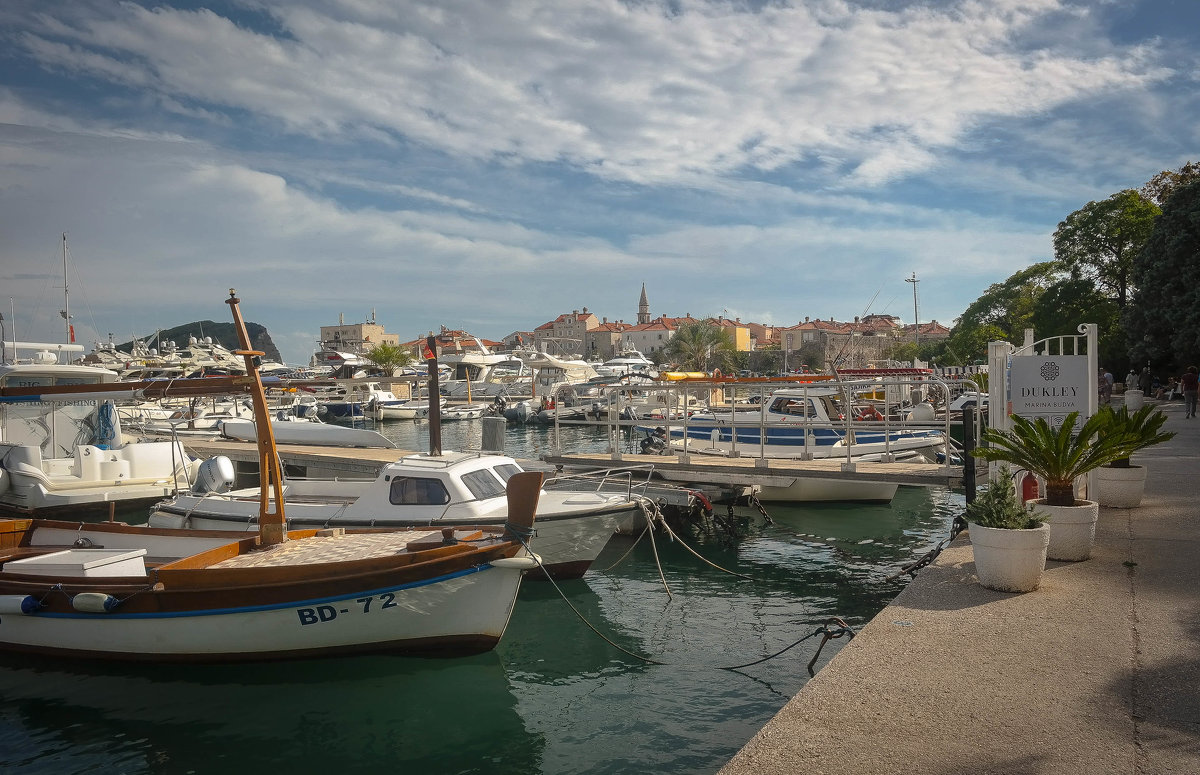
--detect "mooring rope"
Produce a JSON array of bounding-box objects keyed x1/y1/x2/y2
[{"x1": 516, "y1": 535, "x2": 864, "y2": 671}]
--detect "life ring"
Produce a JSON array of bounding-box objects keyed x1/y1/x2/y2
[{"x1": 712, "y1": 368, "x2": 722, "y2": 379}]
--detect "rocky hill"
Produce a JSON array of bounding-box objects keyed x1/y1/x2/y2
[{"x1": 118, "y1": 320, "x2": 282, "y2": 363}]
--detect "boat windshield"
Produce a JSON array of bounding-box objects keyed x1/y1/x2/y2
[
  {"x1": 491, "y1": 463, "x2": 523, "y2": 483},
  {"x1": 769, "y1": 398, "x2": 814, "y2": 417},
  {"x1": 461, "y1": 470, "x2": 506, "y2": 500}
]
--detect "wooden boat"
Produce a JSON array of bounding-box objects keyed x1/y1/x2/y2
[{"x1": 0, "y1": 291, "x2": 541, "y2": 662}]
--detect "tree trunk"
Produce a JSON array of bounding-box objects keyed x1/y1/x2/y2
[{"x1": 1045, "y1": 482, "x2": 1078, "y2": 507}]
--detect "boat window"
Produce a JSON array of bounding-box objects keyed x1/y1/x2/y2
[
  {"x1": 461, "y1": 470, "x2": 507, "y2": 500},
  {"x1": 769, "y1": 398, "x2": 810, "y2": 416},
  {"x1": 388, "y1": 476, "x2": 451, "y2": 506},
  {"x1": 492, "y1": 463, "x2": 523, "y2": 483}
]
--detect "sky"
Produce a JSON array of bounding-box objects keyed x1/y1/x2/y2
[{"x1": 1, "y1": 0, "x2": 1197, "y2": 366}]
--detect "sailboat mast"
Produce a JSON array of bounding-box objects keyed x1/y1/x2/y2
[{"x1": 61, "y1": 232, "x2": 72, "y2": 344}]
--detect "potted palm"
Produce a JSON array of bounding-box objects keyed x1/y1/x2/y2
[
  {"x1": 964, "y1": 465, "x2": 1049, "y2": 592},
  {"x1": 973, "y1": 412, "x2": 1129, "y2": 562},
  {"x1": 1094, "y1": 405, "x2": 1174, "y2": 508}
]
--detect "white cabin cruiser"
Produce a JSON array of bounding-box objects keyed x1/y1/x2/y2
[
  {"x1": 148, "y1": 451, "x2": 639, "y2": 580},
  {"x1": 0, "y1": 345, "x2": 192, "y2": 516}
]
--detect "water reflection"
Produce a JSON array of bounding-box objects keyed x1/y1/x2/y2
[{"x1": 0, "y1": 652, "x2": 541, "y2": 775}]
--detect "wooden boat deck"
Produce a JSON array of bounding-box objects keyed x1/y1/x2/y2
[{"x1": 210, "y1": 530, "x2": 441, "y2": 569}]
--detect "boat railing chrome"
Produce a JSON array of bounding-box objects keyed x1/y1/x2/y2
[{"x1": 542, "y1": 462, "x2": 657, "y2": 501}]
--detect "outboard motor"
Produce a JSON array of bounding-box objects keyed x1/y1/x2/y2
[
  {"x1": 640, "y1": 427, "x2": 668, "y2": 455},
  {"x1": 192, "y1": 456, "x2": 235, "y2": 494}
]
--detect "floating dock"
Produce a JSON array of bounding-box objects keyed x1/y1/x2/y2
[{"x1": 544, "y1": 451, "x2": 964, "y2": 490}]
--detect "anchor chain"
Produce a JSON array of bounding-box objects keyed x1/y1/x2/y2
[{"x1": 885, "y1": 515, "x2": 968, "y2": 582}]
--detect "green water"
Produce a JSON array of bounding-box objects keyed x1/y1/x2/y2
[{"x1": 0, "y1": 419, "x2": 962, "y2": 774}]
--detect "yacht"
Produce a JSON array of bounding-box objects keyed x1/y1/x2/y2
[{"x1": 0, "y1": 342, "x2": 192, "y2": 516}]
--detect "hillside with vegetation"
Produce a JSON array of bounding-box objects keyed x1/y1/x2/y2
[{"x1": 118, "y1": 320, "x2": 282, "y2": 363}]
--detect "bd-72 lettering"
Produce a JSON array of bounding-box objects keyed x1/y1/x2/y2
[{"x1": 296, "y1": 592, "x2": 398, "y2": 625}]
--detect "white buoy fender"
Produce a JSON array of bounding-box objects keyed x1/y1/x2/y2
[
  {"x1": 71, "y1": 592, "x2": 120, "y2": 613},
  {"x1": 0, "y1": 595, "x2": 41, "y2": 614},
  {"x1": 491, "y1": 554, "x2": 541, "y2": 570}
]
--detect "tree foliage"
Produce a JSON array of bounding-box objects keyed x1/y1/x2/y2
[
  {"x1": 1124, "y1": 179, "x2": 1200, "y2": 370},
  {"x1": 944, "y1": 262, "x2": 1060, "y2": 362},
  {"x1": 663, "y1": 321, "x2": 736, "y2": 372},
  {"x1": 364, "y1": 342, "x2": 415, "y2": 374},
  {"x1": 1052, "y1": 190, "x2": 1160, "y2": 308},
  {"x1": 1140, "y1": 160, "x2": 1200, "y2": 206}
]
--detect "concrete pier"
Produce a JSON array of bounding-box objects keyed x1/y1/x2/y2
[{"x1": 719, "y1": 398, "x2": 1199, "y2": 775}]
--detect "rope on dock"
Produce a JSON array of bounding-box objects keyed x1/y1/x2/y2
[
  {"x1": 717, "y1": 617, "x2": 857, "y2": 675},
  {"x1": 884, "y1": 515, "x2": 967, "y2": 582}
]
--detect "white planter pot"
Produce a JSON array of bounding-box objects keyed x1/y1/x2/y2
[
  {"x1": 1096, "y1": 465, "x2": 1147, "y2": 508},
  {"x1": 1034, "y1": 499, "x2": 1099, "y2": 562},
  {"x1": 1124, "y1": 391, "x2": 1145, "y2": 410},
  {"x1": 968, "y1": 522, "x2": 1050, "y2": 593}
]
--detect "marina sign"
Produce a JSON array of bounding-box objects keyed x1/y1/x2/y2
[{"x1": 1008, "y1": 355, "x2": 1089, "y2": 423}]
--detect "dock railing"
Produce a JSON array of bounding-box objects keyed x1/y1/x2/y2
[{"x1": 547, "y1": 374, "x2": 982, "y2": 477}]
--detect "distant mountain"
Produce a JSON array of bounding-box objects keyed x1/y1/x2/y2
[{"x1": 117, "y1": 320, "x2": 282, "y2": 363}]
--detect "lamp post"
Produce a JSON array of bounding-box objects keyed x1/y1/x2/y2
[{"x1": 906, "y1": 272, "x2": 920, "y2": 345}]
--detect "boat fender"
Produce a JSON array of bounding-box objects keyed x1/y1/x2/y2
[
  {"x1": 491, "y1": 555, "x2": 541, "y2": 570},
  {"x1": 71, "y1": 593, "x2": 121, "y2": 613},
  {"x1": 0, "y1": 595, "x2": 41, "y2": 615}
]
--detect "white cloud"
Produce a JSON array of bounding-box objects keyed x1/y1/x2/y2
[{"x1": 13, "y1": 0, "x2": 1171, "y2": 188}]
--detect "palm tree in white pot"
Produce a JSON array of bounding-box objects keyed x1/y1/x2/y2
[
  {"x1": 973, "y1": 412, "x2": 1129, "y2": 561},
  {"x1": 963, "y1": 465, "x2": 1049, "y2": 592},
  {"x1": 1094, "y1": 404, "x2": 1174, "y2": 508}
]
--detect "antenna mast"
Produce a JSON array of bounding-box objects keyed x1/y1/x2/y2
[
  {"x1": 61, "y1": 233, "x2": 73, "y2": 343},
  {"x1": 905, "y1": 272, "x2": 920, "y2": 345}
]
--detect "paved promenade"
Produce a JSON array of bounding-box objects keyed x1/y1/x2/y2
[{"x1": 720, "y1": 396, "x2": 1199, "y2": 775}]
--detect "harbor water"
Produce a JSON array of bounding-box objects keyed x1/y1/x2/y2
[{"x1": 0, "y1": 417, "x2": 963, "y2": 775}]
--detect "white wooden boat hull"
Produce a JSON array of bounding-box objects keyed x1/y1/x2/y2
[{"x1": 0, "y1": 560, "x2": 530, "y2": 660}]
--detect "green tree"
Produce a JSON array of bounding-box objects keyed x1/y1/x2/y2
[
  {"x1": 1030, "y1": 277, "x2": 1124, "y2": 369},
  {"x1": 1140, "y1": 160, "x2": 1200, "y2": 206},
  {"x1": 364, "y1": 342, "x2": 415, "y2": 374},
  {"x1": 1052, "y1": 190, "x2": 1160, "y2": 309},
  {"x1": 1124, "y1": 179, "x2": 1200, "y2": 369},
  {"x1": 663, "y1": 321, "x2": 736, "y2": 372},
  {"x1": 944, "y1": 262, "x2": 1060, "y2": 363}
]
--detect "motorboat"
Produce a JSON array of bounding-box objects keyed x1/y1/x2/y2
[
  {"x1": 440, "y1": 340, "x2": 531, "y2": 399},
  {"x1": 594, "y1": 350, "x2": 658, "y2": 379},
  {"x1": 149, "y1": 450, "x2": 641, "y2": 580},
  {"x1": 0, "y1": 291, "x2": 542, "y2": 661},
  {"x1": 641, "y1": 385, "x2": 947, "y2": 462},
  {"x1": 0, "y1": 347, "x2": 192, "y2": 517},
  {"x1": 218, "y1": 417, "x2": 397, "y2": 449}
]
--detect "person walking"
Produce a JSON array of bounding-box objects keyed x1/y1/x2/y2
[
  {"x1": 1139, "y1": 367, "x2": 1154, "y2": 397},
  {"x1": 1182, "y1": 366, "x2": 1199, "y2": 419},
  {"x1": 1099, "y1": 367, "x2": 1113, "y2": 405}
]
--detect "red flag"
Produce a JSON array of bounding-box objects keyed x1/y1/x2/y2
[
  {"x1": 69, "y1": 324, "x2": 75, "y2": 343},
  {"x1": 423, "y1": 345, "x2": 435, "y2": 360}
]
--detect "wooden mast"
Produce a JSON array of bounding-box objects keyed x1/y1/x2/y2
[{"x1": 225, "y1": 289, "x2": 288, "y2": 546}]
